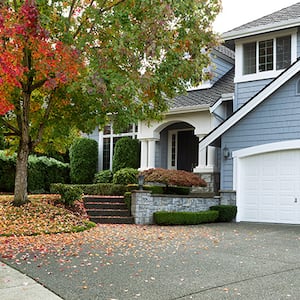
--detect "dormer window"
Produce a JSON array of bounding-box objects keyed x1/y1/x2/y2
[
  {"x1": 235, "y1": 29, "x2": 297, "y2": 83},
  {"x1": 243, "y1": 36, "x2": 291, "y2": 75}
]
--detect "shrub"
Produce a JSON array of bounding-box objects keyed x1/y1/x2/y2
[
  {"x1": 51, "y1": 183, "x2": 127, "y2": 196},
  {"x1": 69, "y1": 138, "x2": 98, "y2": 184},
  {"x1": 50, "y1": 183, "x2": 83, "y2": 206},
  {"x1": 0, "y1": 151, "x2": 69, "y2": 193},
  {"x1": 94, "y1": 170, "x2": 113, "y2": 183},
  {"x1": 113, "y1": 168, "x2": 139, "y2": 185},
  {"x1": 141, "y1": 168, "x2": 206, "y2": 187},
  {"x1": 124, "y1": 192, "x2": 132, "y2": 211},
  {"x1": 0, "y1": 151, "x2": 16, "y2": 192},
  {"x1": 209, "y1": 205, "x2": 237, "y2": 222},
  {"x1": 112, "y1": 137, "x2": 140, "y2": 173},
  {"x1": 28, "y1": 156, "x2": 70, "y2": 193},
  {"x1": 153, "y1": 210, "x2": 219, "y2": 225}
]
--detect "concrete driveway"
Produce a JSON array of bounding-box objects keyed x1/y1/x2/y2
[{"x1": 1, "y1": 223, "x2": 300, "y2": 299}]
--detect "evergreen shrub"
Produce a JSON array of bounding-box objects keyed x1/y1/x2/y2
[
  {"x1": 153, "y1": 210, "x2": 219, "y2": 225},
  {"x1": 113, "y1": 168, "x2": 139, "y2": 185},
  {"x1": 112, "y1": 137, "x2": 140, "y2": 173},
  {"x1": 94, "y1": 170, "x2": 113, "y2": 183},
  {"x1": 69, "y1": 138, "x2": 98, "y2": 184},
  {"x1": 209, "y1": 205, "x2": 237, "y2": 222}
]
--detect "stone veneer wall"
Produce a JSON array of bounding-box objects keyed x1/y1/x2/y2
[
  {"x1": 192, "y1": 172, "x2": 220, "y2": 194},
  {"x1": 219, "y1": 190, "x2": 236, "y2": 206},
  {"x1": 131, "y1": 191, "x2": 220, "y2": 225}
]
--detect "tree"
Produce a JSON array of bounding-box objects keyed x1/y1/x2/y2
[{"x1": 0, "y1": 0, "x2": 221, "y2": 205}]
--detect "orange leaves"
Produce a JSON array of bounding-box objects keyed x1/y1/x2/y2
[{"x1": 0, "y1": 1, "x2": 83, "y2": 115}]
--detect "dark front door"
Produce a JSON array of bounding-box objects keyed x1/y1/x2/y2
[{"x1": 177, "y1": 130, "x2": 198, "y2": 171}]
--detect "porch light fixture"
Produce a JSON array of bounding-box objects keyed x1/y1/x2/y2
[
  {"x1": 223, "y1": 146, "x2": 230, "y2": 159},
  {"x1": 138, "y1": 174, "x2": 144, "y2": 190}
]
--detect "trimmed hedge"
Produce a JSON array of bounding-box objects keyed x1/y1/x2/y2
[
  {"x1": 0, "y1": 151, "x2": 69, "y2": 193},
  {"x1": 69, "y1": 138, "x2": 98, "y2": 184},
  {"x1": 153, "y1": 210, "x2": 219, "y2": 225},
  {"x1": 209, "y1": 205, "x2": 237, "y2": 222},
  {"x1": 51, "y1": 183, "x2": 127, "y2": 196}
]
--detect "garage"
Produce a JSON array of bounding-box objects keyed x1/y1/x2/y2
[{"x1": 235, "y1": 144, "x2": 300, "y2": 224}]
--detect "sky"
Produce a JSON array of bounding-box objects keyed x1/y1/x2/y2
[{"x1": 214, "y1": 0, "x2": 300, "y2": 33}]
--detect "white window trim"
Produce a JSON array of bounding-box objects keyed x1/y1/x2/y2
[
  {"x1": 235, "y1": 29, "x2": 297, "y2": 83},
  {"x1": 296, "y1": 78, "x2": 300, "y2": 95}
]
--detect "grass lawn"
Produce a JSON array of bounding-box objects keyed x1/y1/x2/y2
[{"x1": 0, "y1": 194, "x2": 95, "y2": 237}]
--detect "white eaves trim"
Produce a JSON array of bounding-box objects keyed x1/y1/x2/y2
[
  {"x1": 210, "y1": 93, "x2": 234, "y2": 113},
  {"x1": 167, "y1": 104, "x2": 210, "y2": 115},
  {"x1": 222, "y1": 17, "x2": 300, "y2": 40},
  {"x1": 199, "y1": 59, "x2": 300, "y2": 150}
]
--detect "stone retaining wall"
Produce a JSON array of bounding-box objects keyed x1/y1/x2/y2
[{"x1": 131, "y1": 191, "x2": 220, "y2": 224}]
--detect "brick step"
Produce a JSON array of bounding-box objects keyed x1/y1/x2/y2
[
  {"x1": 86, "y1": 209, "x2": 131, "y2": 217},
  {"x1": 83, "y1": 195, "x2": 133, "y2": 224},
  {"x1": 83, "y1": 196, "x2": 124, "y2": 203},
  {"x1": 89, "y1": 216, "x2": 134, "y2": 224},
  {"x1": 84, "y1": 202, "x2": 127, "y2": 210}
]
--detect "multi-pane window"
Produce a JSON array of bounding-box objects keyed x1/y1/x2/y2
[
  {"x1": 259, "y1": 39, "x2": 273, "y2": 72},
  {"x1": 243, "y1": 35, "x2": 291, "y2": 75}
]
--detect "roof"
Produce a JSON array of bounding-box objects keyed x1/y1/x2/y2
[
  {"x1": 169, "y1": 67, "x2": 234, "y2": 110},
  {"x1": 198, "y1": 58, "x2": 300, "y2": 150},
  {"x1": 223, "y1": 2, "x2": 300, "y2": 40}
]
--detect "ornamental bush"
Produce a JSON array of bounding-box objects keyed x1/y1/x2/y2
[
  {"x1": 153, "y1": 210, "x2": 219, "y2": 225},
  {"x1": 94, "y1": 170, "x2": 113, "y2": 183},
  {"x1": 209, "y1": 205, "x2": 237, "y2": 222},
  {"x1": 69, "y1": 138, "x2": 98, "y2": 184},
  {"x1": 140, "y1": 168, "x2": 207, "y2": 187},
  {"x1": 113, "y1": 168, "x2": 139, "y2": 185},
  {"x1": 112, "y1": 137, "x2": 140, "y2": 173},
  {"x1": 50, "y1": 183, "x2": 83, "y2": 206}
]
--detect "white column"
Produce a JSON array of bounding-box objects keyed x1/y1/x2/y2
[
  {"x1": 148, "y1": 139, "x2": 156, "y2": 168},
  {"x1": 207, "y1": 146, "x2": 216, "y2": 168},
  {"x1": 140, "y1": 140, "x2": 148, "y2": 170},
  {"x1": 195, "y1": 135, "x2": 206, "y2": 169}
]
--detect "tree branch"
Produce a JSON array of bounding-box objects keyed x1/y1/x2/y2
[
  {"x1": 31, "y1": 92, "x2": 54, "y2": 149},
  {"x1": 0, "y1": 117, "x2": 21, "y2": 136}
]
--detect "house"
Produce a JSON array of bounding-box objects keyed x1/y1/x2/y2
[
  {"x1": 88, "y1": 45, "x2": 235, "y2": 193},
  {"x1": 199, "y1": 2, "x2": 300, "y2": 224}
]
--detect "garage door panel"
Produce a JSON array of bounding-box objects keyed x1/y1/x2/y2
[{"x1": 238, "y1": 149, "x2": 300, "y2": 224}]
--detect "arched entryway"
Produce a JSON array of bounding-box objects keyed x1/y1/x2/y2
[{"x1": 160, "y1": 122, "x2": 198, "y2": 172}]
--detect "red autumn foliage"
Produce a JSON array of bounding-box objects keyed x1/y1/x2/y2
[
  {"x1": 0, "y1": 0, "x2": 82, "y2": 115},
  {"x1": 140, "y1": 168, "x2": 207, "y2": 187}
]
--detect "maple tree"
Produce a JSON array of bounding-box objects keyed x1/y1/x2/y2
[{"x1": 0, "y1": 0, "x2": 221, "y2": 205}]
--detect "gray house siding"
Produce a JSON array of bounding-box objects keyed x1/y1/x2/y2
[
  {"x1": 211, "y1": 55, "x2": 233, "y2": 85},
  {"x1": 234, "y1": 79, "x2": 272, "y2": 110},
  {"x1": 221, "y1": 74, "x2": 300, "y2": 190}
]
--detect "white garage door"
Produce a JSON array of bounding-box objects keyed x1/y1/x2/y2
[{"x1": 237, "y1": 149, "x2": 300, "y2": 224}]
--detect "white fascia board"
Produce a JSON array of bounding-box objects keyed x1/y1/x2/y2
[
  {"x1": 167, "y1": 104, "x2": 210, "y2": 115},
  {"x1": 210, "y1": 93, "x2": 234, "y2": 113},
  {"x1": 199, "y1": 60, "x2": 300, "y2": 150},
  {"x1": 222, "y1": 18, "x2": 300, "y2": 41}
]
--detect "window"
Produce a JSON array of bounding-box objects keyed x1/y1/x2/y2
[{"x1": 243, "y1": 35, "x2": 291, "y2": 75}]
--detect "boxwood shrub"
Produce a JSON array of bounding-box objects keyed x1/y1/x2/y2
[
  {"x1": 209, "y1": 205, "x2": 237, "y2": 222},
  {"x1": 153, "y1": 210, "x2": 219, "y2": 225},
  {"x1": 50, "y1": 183, "x2": 83, "y2": 206},
  {"x1": 113, "y1": 168, "x2": 138, "y2": 185}
]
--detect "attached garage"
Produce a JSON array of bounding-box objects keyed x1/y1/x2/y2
[{"x1": 234, "y1": 141, "x2": 300, "y2": 224}]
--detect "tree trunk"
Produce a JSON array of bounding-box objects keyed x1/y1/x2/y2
[{"x1": 13, "y1": 92, "x2": 30, "y2": 206}]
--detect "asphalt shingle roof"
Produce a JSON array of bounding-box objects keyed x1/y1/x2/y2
[
  {"x1": 224, "y1": 2, "x2": 300, "y2": 37},
  {"x1": 170, "y1": 67, "x2": 234, "y2": 109}
]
